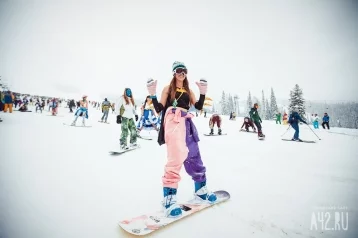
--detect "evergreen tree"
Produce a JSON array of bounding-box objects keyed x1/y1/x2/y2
[
  {"x1": 246, "y1": 91, "x2": 253, "y2": 115},
  {"x1": 270, "y1": 87, "x2": 278, "y2": 117},
  {"x1": 220, "y1": 91, "x2": 228, "y2": 115},
  {"x1": 289, "y1": 84, "x2": 306, "y2": 119},
  {"x1": 265, "y1": 98, "x2": 271, "y2": 120},
  {"x1": 261, "y1": 90, "x2": 266, "y2": 119}
]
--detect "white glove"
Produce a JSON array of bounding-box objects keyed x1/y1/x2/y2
[
  {"x1": 147, "y1": 78, "x2": 157, "y2": 96},
  {"x1": 195, "y1": 79, "x2": 208, "y2": 95}
]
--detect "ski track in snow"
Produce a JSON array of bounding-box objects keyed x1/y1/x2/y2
[{"x1": 0, "y1": 106, "x2": 358, "y2": 238}]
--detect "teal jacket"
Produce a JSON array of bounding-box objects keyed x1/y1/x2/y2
[{"x1": 249, "y1": 107, "x2": 262, "y2": 123}]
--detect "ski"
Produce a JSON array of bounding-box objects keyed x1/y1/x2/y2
[
  {"x1": 119, "y1": 190, "x2": 230, "y2": 236},
  {"x1": 281, "y1": 139, "x2": 316, "y2": 143}
]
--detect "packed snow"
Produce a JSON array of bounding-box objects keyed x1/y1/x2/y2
[{"x1": 1, "y1": 105, "x2": 357, "y2": 238}]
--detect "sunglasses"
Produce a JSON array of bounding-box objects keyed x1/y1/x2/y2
[{"x1": 174, "y1": 68, "x2": 187, "y2": 75}]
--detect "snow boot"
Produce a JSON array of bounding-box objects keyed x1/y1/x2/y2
[
  {"x1": 162, "y1": 187, "x2": 182, "y2": 217},
  {"x1": 194, "y1": 181, "x2": 217, "y2": 202},
  {"x1": 218, "y1": 128, "x2": 222, "y2": 135},
  {"x1": 209, "y1": 128, "x2": 214, "y2": 135}
]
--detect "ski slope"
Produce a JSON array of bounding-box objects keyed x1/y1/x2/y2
[{"x1": 0, "y1": 106, "x2": 357, "y2": 238}]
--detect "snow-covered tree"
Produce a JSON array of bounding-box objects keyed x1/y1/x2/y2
[
  {"x1": 227, "y1": 94, "x2": 234, "y2": 114},
  {"x1": 246, "y1": 91, "x2": 253, "y2": 115},
  {"x1": 261, "y1": 90, "x2": 266, "y2": 120},
  {"x1": 220, "y1": 91, "x2": 228, "y2": 115},
  {"x1": 270, "y1": 88, "x2": 278, "y2": 116},
  {"x1": 289, "y1": 84, "x2": 306, "y2": 119},
  {"x1": 265, "y1": 98, "x2": 271, "y2": 120},
  {"x1": 234, "y1": 94, "x2": 240, "y2": 114}
]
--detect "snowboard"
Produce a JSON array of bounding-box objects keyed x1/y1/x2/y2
[
  {"x1": 203, "y1": 133, "x2": 227, "y2": 136},
  {"x1": 137, "y1": 135, "x2": 153, "y2": 140},
  {"x1": 48, "y1": 115, "x2": 64, "y2": 117},
  {"x1": 15, "y1": 110, "x2": 32, "y2": 112},
  {"x1": 281, "y1": 139, "x2": 316, "y2": 143},
  {"x1": 63, "y1": 123, "x2": 92, "y2": 128},
  {"x1": 109, "y1": 145, "x2": 141, "y2": 154},
  {"x1": 240, "y1": 129, "x2": 256, "y2": 133},
  {"x1": 98, "y1": 121, "x2": 110, "y2": 124},
  {"x1": 119, "y1": 190, "x2": 230, "y2": 236}
]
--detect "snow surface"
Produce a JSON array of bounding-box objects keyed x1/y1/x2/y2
[{"x1": 1, "y1": 106, "x2": 358, "y2": 238}]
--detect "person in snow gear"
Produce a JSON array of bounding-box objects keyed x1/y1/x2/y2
[
  {"x1": 322, "y1": 113, "x2": 330, "y2": 129},
  {"x1": 282, "y1": 112, "x2": 288, "y2": 125},
  {"x1": 241, "y1": 117, "x2": 256, "y2": 132},
  {"x1": 249, "y1": 103, "x2": 265, "y2": 138},
  {"x1": 116, "y1": 88, "x2": 139, "y2": 150},
  {"x1": 275, "y1": 112, "x2": 281, "y2": 124},
  {"x1": 100, "y1": 98, "x2": 111, "y2": 123},
  {"x1": 72, "y1": 96, "x2": 89, "y2": 126},
  {"x1": 313, "y1": 113, "x2": 319, "y2": 129},
  {"x1": 137, "y1": 96, "x2": 159, "y2": 132},
  {"x1": 209, "y1": 113, "x2": 222, "y2": 135},
  {"x1": 288, "y1": 106, "x2": 308, "y2": 141},
  {"x1": 146, "y1": 61, "x2": 217, "y2": 218}
]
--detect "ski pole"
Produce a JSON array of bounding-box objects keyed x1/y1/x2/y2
[
  {"x1": 306, "y1": 123, "x2": 321, "y2": 140},
  {"x1": 281, "y1": 125, "x2": 291, "y2": 137}
]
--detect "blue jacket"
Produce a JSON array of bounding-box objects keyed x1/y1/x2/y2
[
  {"x1": 288, "y1": 111, "x2": 307, "y2": 125},
  {"x1": 4, "y1": 93, "x2": 13, "y2": 104},
  {"x1": 322, "y1": 115, "x2": 329, "y2": 122}
]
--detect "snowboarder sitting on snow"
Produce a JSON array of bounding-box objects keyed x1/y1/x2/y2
[
  {"x1": 209, "y1": 113, "x2": 222, "y2": 135},
  {"x1": 249, "y1": 103, "x2": 265, "y2": 138},
  {"x1": 241, "y1": 117, "x2": 256, "y2": 132},
  {"x1": 288, "y1": 106, "x2": 308, "y2": 141},
  {"x1": 322, "y1": 113, "x2": 330, "y2": 130}
]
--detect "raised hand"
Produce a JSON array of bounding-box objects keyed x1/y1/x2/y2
[
  {"x1": 147, "y1": 78, "x2": 157, "y2": 96},
  {"x1": 195, "y1": 79, "x2": 208, "y2": 95}
]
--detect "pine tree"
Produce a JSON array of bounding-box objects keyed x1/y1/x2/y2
[
  {"x1": 261, "y1": 90, "x2": 266, "y2": 119},
  {"x1": 289, "y1": 84, "x2": 306, "y2": 119},
  {"x1": 220, "y1": 91, "x2": 228, "y2": 115},
  {"x1": 265, "y1": 98, "x2": 271, "y2": 120},
  {"x1": 246, "y1": 91, "x2": 253, "y2": 115},
  {"x1": 270, "y1": 87, "x2": 278, "y2": 118}
]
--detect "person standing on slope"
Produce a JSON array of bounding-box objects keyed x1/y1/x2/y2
[
  {"x1": 249, "y1": 103, "x2": 265, "y2": 138},
  {"x1": 313, "y1": 113, "x2": 319, "y2": 129},
  {"x1": 288, "y1": 106, "x2": 308, "y2": 141},
  {"x1": 146, "y1": 61, "x2": 217, "y2": 218},
  {"x1": 275, "y1": 112, "x2": 282, "y2": 124},
  {"x1": 100, "y1": 98, "x2": 111, "y2": 123},
  {"x1": 72, "y1": 96, "x2": 89, "y2": 126},
  {"x1": 209, "y1": 113, "x2": 222, "y2": 135},
  {"x1": 322, "y1": 113, "x2": 330, "y2": 130},
  {"x1": 116, "y1": 88, "x2": 139, "y2": 150}
]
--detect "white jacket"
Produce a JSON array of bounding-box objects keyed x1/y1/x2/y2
[{"x1": 116, "y1": 96, "x2": 137, "y2": 119}]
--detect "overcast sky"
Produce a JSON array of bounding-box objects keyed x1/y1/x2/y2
[{"x1": 0, "y1": 0, "x2": 357, "y2": 102}]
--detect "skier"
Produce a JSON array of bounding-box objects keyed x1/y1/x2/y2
[
  {"x1": 209, "y1": 113, "x2": 222, "y2": 135},
  {"x1": 35, "y1": 99, "x2": 42, "y2": 113},
  {"x1": 322, "y1": 112, "x2": 330, "y2": 129},
  {"x1": 313, "y1": 113, "x2": 319, "y2": 129},
  {"x1": 240, "y1": 117, "x2": 256, "y2": 132},
  {"x1": 146, "y1": 61, "x2": 217, "y2": 218},
  {"x1": 282, "y1": 112, "x2": 288, "y2": 125},
  {"x1": 288, "y1": 106, "x2": 308, "y2": 141},
  {"x1": 275, "y1": 112, "x2": 281, "y2": 124},
  {"x1": 71, "y1": 95, "x2": 89, "y2": 126},
  {"x1": 137, "y1": 96, "x2": 159, "y2": 133},
  {"x1": 100, "y1": 98, "x2": 111, "y2": 123},
  {"x1": 3, "y1": 91, "x2": 13, "y2": 113},
  {"x1": 249, "y1": 103, "x2": 265, "y2": 138},
  {"x1": 51, "y1": 98, "x2": 58, "y2": 115},
  {"x1": 116, "y1": 88, "x2": 139, "y2": 150}
]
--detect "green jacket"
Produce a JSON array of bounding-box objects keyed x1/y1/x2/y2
[
  {"x1": 249, "y1": 107, "x2": 262, "y2": 123},
  {"x1": 276, "y1": 113, "x2": 281, "y2": 121}
]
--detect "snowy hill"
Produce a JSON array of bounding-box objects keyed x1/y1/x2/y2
[{"x1": 0, "y1": 106, "x2": 357, "y2": 238}]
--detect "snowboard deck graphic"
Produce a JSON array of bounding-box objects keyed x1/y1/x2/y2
[
  {"x1": 109, "y1": 145, "x2": 141, "y2": 154},
  {"x1": 119, "y1": 190, "x2": 230, "y2": 236},
  {"x1": 63, "y1": 123, "x2": 92, "y2": 128},
  {"x1": 203, "y1": 133, "x2": 227, "y2": 136},
  {"x1": 281, "y1": 139, "x2": 316, "y2": 143}
]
